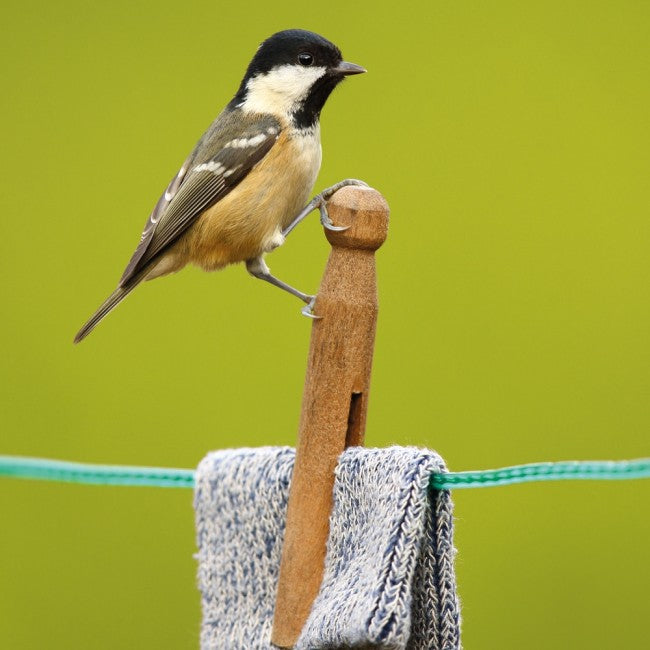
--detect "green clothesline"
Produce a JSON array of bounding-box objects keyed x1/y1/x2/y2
[
  {"x1": 1, "y1": 455, "x2": 649, "y2": 491},
  {"x1": 0, "y1": 456, "x2": 195, "y2": 488}
]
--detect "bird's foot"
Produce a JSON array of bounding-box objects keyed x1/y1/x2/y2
[
  {"x1": 316, "y1": 179, "x2": 368, "y2": 231},
  {"x1": 301, "y1": 296, "x2": 322, "y2": 319},
  {"x1": 281, "y1": 179, "x2": 369, "y2": 238}
]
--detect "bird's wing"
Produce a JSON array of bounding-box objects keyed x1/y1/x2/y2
[
  {"x1": 118, "y1": 156, "x2": 193, "y2": 284},
  {"x1": 119, "y1": 115, "x2": 281, "y2": 286}
]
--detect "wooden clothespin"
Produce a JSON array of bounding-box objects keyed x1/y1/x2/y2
[{"x1": 271, "y1": 185, "x2": 389, "y2": 648}]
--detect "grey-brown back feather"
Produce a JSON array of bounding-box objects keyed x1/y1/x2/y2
[{"x1": 119, "y1": 109, "x2": 281, "y2": 287}]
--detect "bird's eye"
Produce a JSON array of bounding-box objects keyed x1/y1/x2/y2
[{"x1": 297, "y1": 52, "x2": 314, "y2": 66}]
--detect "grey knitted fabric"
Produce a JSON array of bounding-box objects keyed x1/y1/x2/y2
[{"x1": 195, "y1": 446, "x2": 461, "y2": 650}]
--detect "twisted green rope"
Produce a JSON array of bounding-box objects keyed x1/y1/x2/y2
[
  {"x1": 428, "y1": 458, "x2": 650, "y2": 490},
  {"x1": 0, "y1": 456, "x2": 194, "y2": 488},
  {"x1": 1, "y1": 455, "x2": 649, "y2": 490}
]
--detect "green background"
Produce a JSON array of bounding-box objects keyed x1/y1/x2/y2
[{"x1": 1, "y1": 1, "x2": 648, "y2": 647}]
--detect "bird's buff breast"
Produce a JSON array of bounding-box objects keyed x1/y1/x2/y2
[{"x1": 180, "y1": 128, "x2": 321, "y2": 271}]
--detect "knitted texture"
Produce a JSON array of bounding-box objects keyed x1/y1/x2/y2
[{"x1": 194, "y1": 446, "x2": 461, "y2": 650}]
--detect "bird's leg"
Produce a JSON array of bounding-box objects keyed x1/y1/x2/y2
[
  {"x1": 246, "y1": 257, "x2": 320, "y2": 319},
  {"x1": 273, "y1": 179, "x2": 367, "y2": 319},
  {"x1": 282, "y1": 179, "x2": 368, "y2": 237}
]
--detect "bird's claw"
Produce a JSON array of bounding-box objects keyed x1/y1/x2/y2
[
  {"x1": 319, "y1": 202, "x2": 349, "y2": 231},
  {"x1": 317, "y1": 178, "x2": 368, "y2": 231},
  {"x1": 281, "y1": 179, "x2": 369, "y2": 238},
  {"x1": 301, "y1": 296, "x2": 322, "y2": 319}
]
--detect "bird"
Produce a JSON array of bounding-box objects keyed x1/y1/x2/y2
[{"x1": 74, "y1": 29, "x2": 366, "y2": 343}]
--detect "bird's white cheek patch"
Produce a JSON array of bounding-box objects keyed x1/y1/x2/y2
[{"x1": 241, "y1": 65, "x2": 327, "y2": 116}]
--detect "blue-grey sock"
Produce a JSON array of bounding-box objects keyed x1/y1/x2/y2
[{"x1": 195, "y1": 446, "x2": 461, "y2": 649}]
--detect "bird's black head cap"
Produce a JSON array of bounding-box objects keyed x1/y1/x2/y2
[{"x1": 244, "y1": 29, "x2": 343, "y2": 79}]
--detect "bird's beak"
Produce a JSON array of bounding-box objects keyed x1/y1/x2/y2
[{"x1": 333, "y1": 61, "x2": 366, "y2": 76}]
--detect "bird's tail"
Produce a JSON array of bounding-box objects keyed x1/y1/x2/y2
[{"x1": 73, "y1": 272, "x2": 147, "y2": 344}]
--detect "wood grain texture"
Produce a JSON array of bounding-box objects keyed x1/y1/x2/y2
[{"x1": 271, "y1": 186, "x2": 389, "y2": 648}]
